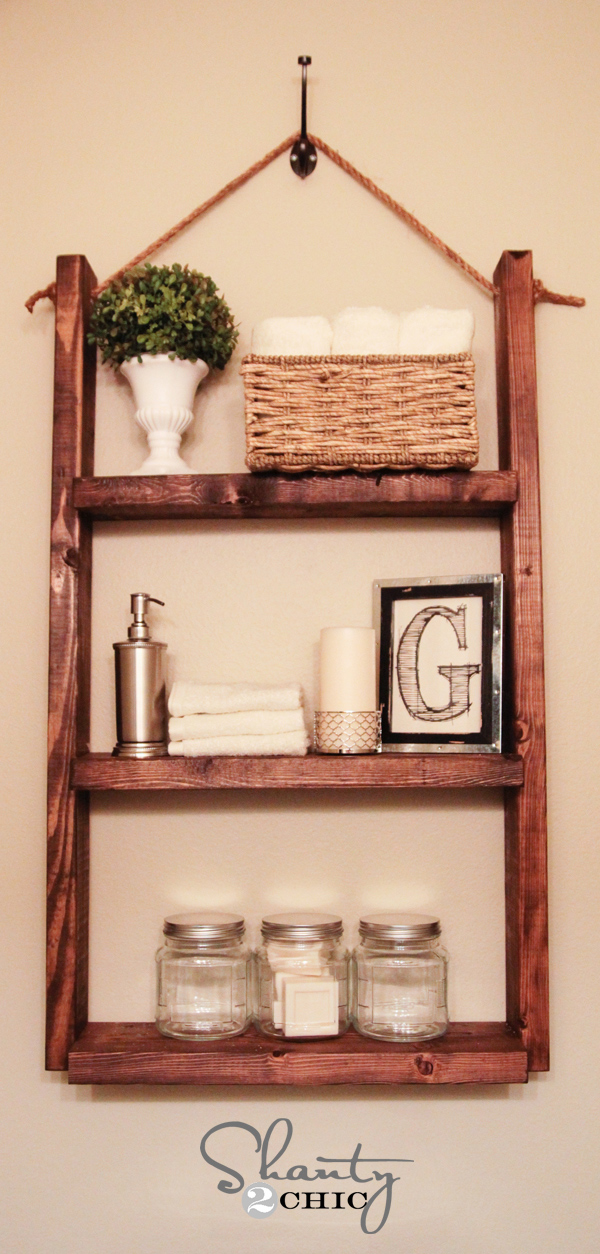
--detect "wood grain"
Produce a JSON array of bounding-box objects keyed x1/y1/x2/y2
[
  {"x1": 72, "y1": 752, "x2": 524, "y2": 791},
  {"x1": 68, "y1": 1022, "x2": 528, "y2": 1086},
  {"x1": 494, "y1": 251, "x2": 549, "y2": 1072},
  {"x1": 46, "y1": 257, "x2": 97, "y2": 1069},
  {"x1": 72, "y1": 470, "x2": 518, "y2": 520}
]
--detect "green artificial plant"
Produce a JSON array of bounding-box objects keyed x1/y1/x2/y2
[{"x1": 88, "y1": 263, "x2": 238, "y2": 369}]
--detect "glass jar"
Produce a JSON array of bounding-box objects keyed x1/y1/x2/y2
[
  {"x1": 155, "y1": 911, "x2": 251, "y2": 1040},
  {"x1": 255, "y1": 912, "x2": 350, "y2": 1039},
  {"x1": 353, "y1": 912, "x2": 448, "y2": 1041}
]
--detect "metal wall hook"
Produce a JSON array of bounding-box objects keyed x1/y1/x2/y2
[{"x1": 290, "y1": 56, "x2": 317, "y2": 178}]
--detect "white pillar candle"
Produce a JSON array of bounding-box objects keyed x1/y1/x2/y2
[{"x1": 319, "y1": 627, "x2": 377, "y2": 712}]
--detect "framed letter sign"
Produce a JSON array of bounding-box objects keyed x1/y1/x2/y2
[{"x1": 374, "y1": 575, "x2": 503, "y2": 753}]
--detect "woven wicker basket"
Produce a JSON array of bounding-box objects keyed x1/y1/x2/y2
[{"x1": 241, "y1": 353, "x2": 478, "y2": 474}]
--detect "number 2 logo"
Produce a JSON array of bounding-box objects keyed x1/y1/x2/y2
[{"x1": 242, "y1": 1183, "x2": 279, "y2": 1218}]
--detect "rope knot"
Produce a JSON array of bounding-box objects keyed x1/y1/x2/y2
[{"x1": 533, "y1": 277, "x2": 585, "y2": 307}]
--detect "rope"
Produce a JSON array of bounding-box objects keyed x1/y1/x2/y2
[
  {"x1": 310, "y1": 135, "x2": 585, "y2": 307},
  {"x1": 92, "y1": 132, "x2": 299, "y2": 299},
  {"x1": 310, "y1": 133, "x2": 497, "y2": 298},
  {"x1": 25, "y1": 283, "x2": 58, "y2": 314},
  {"x1": 532, "y1": 278, "x2": 584, "y2": 307},
  {"x1": 25, "y1": 130, "x2": 585, "y2": 311},
  {"x1": 25, "y1": 133, "x2": 298, "y2": 313}
]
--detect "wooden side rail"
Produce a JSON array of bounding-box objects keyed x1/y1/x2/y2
[
  {"x1": 495, "y1": 250, "x2": 549, "y2": 1071},
  {"x1": 46, "y1": 256, "x2": 96, "y2": 1069}
]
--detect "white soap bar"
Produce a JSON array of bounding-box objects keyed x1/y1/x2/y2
[
  {"x1": 274, "y1": 969, "x2": 320, "y2": 1000},
  {"x1": 251, "y1": 316, "x2": 332, "y2": 356},
  {"x1": 283, "y1": 977, "x2": 339, "y2": 1037},
  {"x1": 319, "y1": 627, "x2": 377, "y2": 712},
  {"x1": 274, "y1": 971, "x2": 328, "y2": 1028},
  {"x1": 268, "y1": 940, "x2": 327, "y2": 971},
  {"x1": 332, "y1": 306, "x2": 402, "y2": 354},
  {"x1": 271, "y1": 960, "x2": 325, "y2": 977},
  {"x1": 272, "y1": 959, "x2": 328, "y2": 1029},
  {"x1": 398, "y1": 307, "x2": 475, "y2": 355}
]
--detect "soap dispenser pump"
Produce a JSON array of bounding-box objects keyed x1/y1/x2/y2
[{"x1": 113, "y1": 594, "x2": 168, "y2": 758}]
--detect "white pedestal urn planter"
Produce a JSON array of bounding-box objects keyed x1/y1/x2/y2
[{"x1": 120, "y1": 354, "x2": 209, "y2": 475}]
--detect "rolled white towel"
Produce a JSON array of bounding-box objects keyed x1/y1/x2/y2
[
  {"x1": 251, "y1": 316, "x2": 332, "y2": 356},
  {"x1": 168, "y1": 681, "x2": 303, "y2": 718},
  {"x1": 331, "y1": 306, "x2": 402, "y2": 355},
  {"x1": 168, "y1": 729, "x2": 309, "y2": 757},
  {"x1": 398, "y1": 307, "x2": 475, "y2": 355},
  {"x1": 169, "y1": 708, "x2": 306, "y2": 741}
]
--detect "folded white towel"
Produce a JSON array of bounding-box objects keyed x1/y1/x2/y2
[
  {"x1": 331, "y1": 306, "x2": 402, "y2": 355},
  {"x1": 398, "y1": 307, "x2": 475, "y2": 355},
  {"x1": 169, "y1": 708, "x2": 306, "y2": 741},
  {"x1": 168, "y1": 729, "x2": 309, "y2": 757},
  {"x1": 251, "y1": 317, "x2": 332, "y2": 356},
  {"x1": 168, "y1": 681, "x2": 303, "y2": 718}
]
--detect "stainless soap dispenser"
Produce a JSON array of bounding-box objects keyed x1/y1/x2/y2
[{"x1": 113, "y1": 594, "x2": 168, "y2": 758}]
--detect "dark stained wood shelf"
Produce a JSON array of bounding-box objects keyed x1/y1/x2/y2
[
  {"x1": 68, "y1": 1022, "x2": 528, "y2": 1086},
  {"x1": 72, "y1": 470, "x2": 518, "y2": 521},
  {"x1": 72, "y1": 751, "x2": 524, "y2": 791},
  {"x1": 46, "y1": 252, "x2": 549, "y2": 1084}
]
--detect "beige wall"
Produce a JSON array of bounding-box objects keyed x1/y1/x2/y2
[{"x1": 2, "y1": 0, "x2": 599, "y2": 1249}]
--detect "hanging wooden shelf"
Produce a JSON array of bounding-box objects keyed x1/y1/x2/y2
[{"x1": 46, "y1": 250, "x2": 549, "y2": 1086}]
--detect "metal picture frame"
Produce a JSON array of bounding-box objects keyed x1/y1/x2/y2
[{"x1": 374, "y1": 574, "x2": 503, "y2": 754}]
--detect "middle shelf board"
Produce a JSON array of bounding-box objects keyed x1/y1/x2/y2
[
  {"x1": 72, "y1": 470, "x2": 518, "y2": 521},
  {"x1": 73, "y1": 752, "x2": 524, "y2": 790}
]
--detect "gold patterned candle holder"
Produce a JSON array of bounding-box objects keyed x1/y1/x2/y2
[{"x1": 313, "y1": 711, "x2": 382, "y2": 755}]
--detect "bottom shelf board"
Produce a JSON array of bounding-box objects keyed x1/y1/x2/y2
[
  {"x1": 73, "y1": 752, "x2": 524, "y2": 790},
  {"x1": 68, "y1": 1022, "x2": 528, "y2": 1086}
]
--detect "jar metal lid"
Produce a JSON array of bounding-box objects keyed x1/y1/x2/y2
[
  {"x1": 261, "y1": 911, "x2": 343, "y2": 941},
  {"x1": 163, "y1": 910, "x2": 245, "y2": 940},
  {"x1": 359, "y1": 912, "x2": 441, "y2": 940}
]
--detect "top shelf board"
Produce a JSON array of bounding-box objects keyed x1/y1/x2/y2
[{"x1": 72, "y1": 471, "x2": 518, "y2": 521}]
